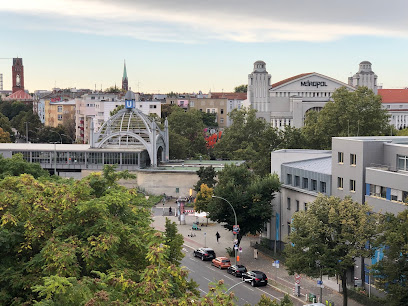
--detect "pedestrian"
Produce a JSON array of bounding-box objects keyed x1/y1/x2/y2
[
  {"x1": 216, "y1": 231, "x2": 220, "y2": 243},
  {"x1": 254, "y1": 248, "x2": 258, "y2": 260},
  {"x1": 169, "y1": 207, "x2": 172, "y2": 215}
]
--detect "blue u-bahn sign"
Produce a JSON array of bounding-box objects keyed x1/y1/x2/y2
[{"x1": 125, "y1": 99, "x2": 134, "y2": 109}]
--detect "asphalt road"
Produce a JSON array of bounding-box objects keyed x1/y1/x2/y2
[{"x1": 181, "y1": 247, "x2": 303, "y2": 306}]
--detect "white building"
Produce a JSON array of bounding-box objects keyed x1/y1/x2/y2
[
  {"x1": 379, "y1": 88, "x2": 408, "y2": 130},
  {"x1": 248, "y1": 61, "x2": 379, "y2": 129}
]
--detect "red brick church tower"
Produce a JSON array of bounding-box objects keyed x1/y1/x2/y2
[{"x1": 12, "y1": 57, "x2": 24, "y2": 93}]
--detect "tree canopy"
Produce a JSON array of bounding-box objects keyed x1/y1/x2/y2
[
  {"x1": 234, "y1": 84, "x2": 248, "y2": 93},
  {"x1": 209, "y1": 164, "x2": 280, "y2": 237},
  {"x1": 0, "y1": 153, "x2": 49, "y2": 179},
  {"x1": 168, "y1": 106, "x2": 206, "y2": 159},
  {"x1": 372, "y1": 210, "x2": 408, "y2": 306},
  {"x1": 0, "y1": 166, "x2": 201, "y2": 305},
  {"x1": 284, "y1": 195, "x2": 378, "y2": 306},
  {"x1": 302, "y1": 87, "x2": 391, "y2": 149},
  {"x1": 194, "y1": 166, "x2": 217, "y2": 191}
]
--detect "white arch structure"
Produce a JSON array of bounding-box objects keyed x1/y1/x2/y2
[{"x1": 91, "y1": 108, "x2": 169, "y2": 167}]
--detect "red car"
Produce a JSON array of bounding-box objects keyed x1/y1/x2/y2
[{"x1": 212, "y1": 257, "x2": 231, "y2": 269}]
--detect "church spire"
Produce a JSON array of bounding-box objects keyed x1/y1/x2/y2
[{"x1": 122, "y1": 60, "x2": 128, "y2": 91}]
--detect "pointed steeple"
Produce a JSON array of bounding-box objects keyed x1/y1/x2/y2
[
  {"x1": 122, "y1": 60, "x2": 128, "y2": 91},
  {"x1": 122, "y1": 60, "x2": 128, "y2": 81}
]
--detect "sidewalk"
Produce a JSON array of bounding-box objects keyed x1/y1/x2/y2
[{"x1": 152, "y1": 202, "x2": 362, "y2": 306}]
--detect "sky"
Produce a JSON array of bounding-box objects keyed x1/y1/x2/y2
[{"x1": 1, "y1": 0, "x2": 408, "y2": 93}]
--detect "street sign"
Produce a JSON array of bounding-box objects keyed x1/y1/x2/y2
[
  {"x1": 275, "y1": 260, "x2": 280, "y2": 268},
  {"x1": 204, "y1": 232, "x2": 206, "y2": 236},
  {"x1": 233, "y1": 225, "x2": 240, "y2": 234},
  {"x1": 295, "y1": 274, "x2": 301, "y2": 280},
  {"x1": 317, "y1": 280, "x2": 323, "y2": 285},
  {"x1": 234, "y1": 245, "x2": 239, "y2": 250},
  {"x1": 239, "y1": 247, "x2": 243, "y2": 253},
  {"x1": 295, "y1": 279, "x2": 300, "y2": 284}
]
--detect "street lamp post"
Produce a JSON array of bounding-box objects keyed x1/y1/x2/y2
[{"x1": 212, "y1": 195, "x2": 238, "y2": 265}]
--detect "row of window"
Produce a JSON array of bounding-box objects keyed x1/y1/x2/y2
[
  {"x1": 337, "y1": 177, "x2": 356, "y2": 192},
  {"x1": 338, "y1": 152, "x2": 356, "y2": 165},
  {"x1": 286, "y1": 198, "x2": 308, "y2": 212},
  {"x1": 398, "y1": 155, "x2": 408, "y2": 171},
  {"x1": 368, "y1": 184, "x2": 408, "y2": 203},
  {"x1": 286, "y1": 174, "x2": 327, "y2": 193}
]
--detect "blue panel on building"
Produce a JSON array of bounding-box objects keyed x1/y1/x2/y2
[
  {"x1": 366, "y1": 183, "x2": 370, "y2": 196},
  {"x1": 125, "y1": 99, "x2": 134, "y2": 109},
  {"x1": 386, "y1": 188, "x2": 391, "y2": 200}
]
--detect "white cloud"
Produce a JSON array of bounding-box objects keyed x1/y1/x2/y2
[{"x1": 1, "y1": 0, "x2": 408, "y2": 43}]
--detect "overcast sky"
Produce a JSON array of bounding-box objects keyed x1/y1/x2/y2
[{"x1": 1, "y1": 0, "x2": 407, "y2": 92}]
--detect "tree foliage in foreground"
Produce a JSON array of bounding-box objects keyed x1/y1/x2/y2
[
  {"x1": 372, "y1": 210, "x2": 408, "y2": 306},
  {"x1": 194, "y1": 166, "x2": 217, "y2": 192},
  {"x1": 209, "y1": 164, "x2": 280, "y2": 237},
  {"x1": 0, "y1": 166, "x2": 199, "y2": 305},
  {"x1": 284, "y1": 195, "x2": 378, "y2": 306}
]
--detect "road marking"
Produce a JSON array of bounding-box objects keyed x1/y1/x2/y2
[
  {"x1": 199, "y1": 288, "x2": 207, "y2": 295},
  {"x1": 222, "y1": 274, "x2": 235, "y2": 281},
  {"x1": 183, "y1": 243, "x2": 196, "y2": 250},
  {"x1": 257, "y1": 287, "x2": 281, "y2": 301},
  {"x1": 203, "y1": 276, "x2": 212, "y2": 282},
  {"x1": 184, "y1": 266, "x2": 195, "y2": 273}
]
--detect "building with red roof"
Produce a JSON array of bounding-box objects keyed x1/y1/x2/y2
[
  {"x1": 378, "y1": 88, "x2": 408, "y2": 129},
  {"x1": 4, "y1": 89, "x2": 33, "y2": 104}
]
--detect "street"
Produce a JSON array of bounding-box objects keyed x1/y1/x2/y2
[{"x1": 181, "y1": 246, "x2": 303, "y2": 306}]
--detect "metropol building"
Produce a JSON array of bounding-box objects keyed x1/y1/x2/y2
[
  {"x1": 0, "y1": 91, "x2": 169, "y2": 177},
  {"x1": 247, "y1": 60, "x2": 378, "y2": 128}
]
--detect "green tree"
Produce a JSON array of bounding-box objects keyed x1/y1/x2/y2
[
  {"x1": 0, "y1": 127, "x2": 10, "y2": 143},
  {"x1": 209, "y1": 164, "x2": 280, "y2": 237},
  {"x1": 110, "y1": 105, "x2": 125, "y2": 116},
  {"x1": 0, "y1": 153, "x2": 49, "y2": 179},
  {"x1": 195, "y1": 184, "x2": 213, "y2": 225},
  {"x1": 213, "y1": 108, "x2": 282, "y2": 176},
  {"x1": 0, "y1": 113, "x2": 13, "y2": 138},
  {"x1": 0, "y1": 168, "x2": 155, "y2": 305},
  {"x1": 372, "y1": 210, "x2": 408, "y2": 306},
  {"x1": 0, "y1": 100, "x2": 31, "y2": 120},
  {"x1": 202, "y1": 112, "x2": 218, "y2": 127},
  {"x1": 164, "y1": 218, "x2": 184, "y2": 266},
  {"x1": 11, "y1": 110, "x2": 42, "y2": 141},
  {"x1": 234, "y1": 84, "x2": 248, "y2": 93},
  {"x1": 256, "y1": 293, "x2": 293, "y2": 306},
  {"x1": 302, "y1": 87, "x2": 391, "y2": 149},
  {"x1": 168, "y1": 106, "x2": 206, "y2": 159},
  {"x1": 105, "y1": 85, "x2": 120, "y2": 93},
  {"x1": 194, "y1": 166, "x2": 217, "y2": 191},
  {"x1": 284, "y1": 195, "x2": 378, "y2": 306}
]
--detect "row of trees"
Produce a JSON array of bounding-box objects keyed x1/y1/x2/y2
[{"x1": 168, "y1": 87, "x2": 394, "y2": 176}]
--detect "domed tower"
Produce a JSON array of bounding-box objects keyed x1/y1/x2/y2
[
  {"x1": 348, "y1": 61, "x2": 378, "y2": 93},
  {"x1": 247, "y1": 60, "x2": 271, "y2": 121}
]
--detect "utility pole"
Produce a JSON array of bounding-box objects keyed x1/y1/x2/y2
[{"x1": 25, "y1": 122, "x2": 28, "y2": 143}]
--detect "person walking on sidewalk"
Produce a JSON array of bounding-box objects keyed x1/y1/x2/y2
[
  {"x1": 216, "y1": 231, "x2": 220, "y2": 243},
  {"x1": 254, "y1": 248, "x2": 258, "y2": 259}
]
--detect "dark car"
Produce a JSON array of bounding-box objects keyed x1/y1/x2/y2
[
  {"x1": 242, "y1": 270, "x2": 268, "y2": 287},
  {"x1": 227, "y1": 264, "x2": 247, "y2": 277},
  {"x1": 193, "y1": 247, "x2": 216, "y2": 261}
]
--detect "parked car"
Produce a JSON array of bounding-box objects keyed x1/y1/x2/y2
[
  {"x1": 212, "y1": 257, "x2": 231, "y2": 269},
  {"x1": 193, "y1": 248, "x2": 216, "y2": 261},
  {"x1": 242, "y1": 270, "x2": 268, "y2": 287},
  {"x1": 227, "y1": 264, "x2": 247, "y2": 277}
]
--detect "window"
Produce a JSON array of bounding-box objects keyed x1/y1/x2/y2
[
  {"x1": 338, "y1": 152, "x2": 344, "y2": 163},
  {"x1": 350, "y1": 179, "x2": 356, "y2": 192},
  {"x1": 320, "y1": 181, "x2": 326, "y2": 193},
  {"x1": 220, "y1": 118, "x2": 224, "y2": 123},
  {"x1": 337, "y1": 177, "x2": 343, "y2": 189},
  {"x1": 295, "y1": 176, "x2": 300, "y2": 187},
  {"x1": 380, "y1": 186, "x2": 387, "y2": 198},
  {"x1": 190, "y1": 101, "x2": 194, "y2": 107},
  {"x1": 350, "y1": 154, "x2": 356, "y2": 166},
  {"x1": 370, "y1": 184, "x2": 376, "y2": 196},
  {"x1": 304, "y1": 203, "x2": 308, "y2": 211},
  {"x1": 287, "y1": 222, "x2": 291, "y2": 236},
  {"x1": 221, "y1": 109, "x2": 224, "y2": 114},
  {"x1": 287, "y1": 198, "x2": 291, "y2": 210},
  {"x1": 303, "y1": 178, "x2": 308, "y2": 189},
  {"x1": 311, "y1": 179, "x2": 317, "y2": 191},
  {"x1": 398, "y1": 155, "x2": 408, "y2": 171},
  {"x1": 58, "y1": 114, "x2": 63, "y2": 121},
  {"x1": 296, "y1": 200, "x2": 299, "y2": 212},
  {"x1": 57, "y1": 106, "x2": 62, "y2": 112},
  {"x1": 287, "y1": 174, "x2": 292, "y2": 185}
]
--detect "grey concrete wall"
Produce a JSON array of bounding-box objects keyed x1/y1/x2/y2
[
  {"x1": 81, "y1": 169, "x2": 198, "y2": 197},
  {"x1": 366, "y1": 167, "x2": 408, "y2": 192},
  {"x1": 365, "y1": 195, "x2": 407, "y2": 215}
]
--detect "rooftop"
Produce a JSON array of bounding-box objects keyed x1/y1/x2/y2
[
  {"x1": 378, "y1": 88, "x2": 408, "y2": 103},
  {"x1": 283, "y1": 156, "x2": 332, "y2": 175}
]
